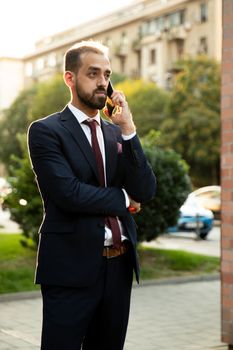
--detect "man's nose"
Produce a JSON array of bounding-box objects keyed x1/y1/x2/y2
[{"x1": 97, "y1": 75, "x2": 107, "y2": 87}]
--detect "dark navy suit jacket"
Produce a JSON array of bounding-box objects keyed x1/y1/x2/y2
[{"x1": 28, "y1": 106, "x2": 156, "y2": 287}]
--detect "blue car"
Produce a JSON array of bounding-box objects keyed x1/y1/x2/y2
[{"x1": 169, "y1": 196, "x2": 214, "y2": 239}]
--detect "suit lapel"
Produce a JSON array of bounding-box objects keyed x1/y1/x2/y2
[
  {"x1": 60, "y1": 106, "x2": 118, "y2": 185},
  {"x1": 60, "y1": 106, "x2": 99, "y2": 181}
]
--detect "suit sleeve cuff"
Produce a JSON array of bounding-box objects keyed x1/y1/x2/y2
[
  {"x1": 122, "y1": 189, "x2": 130, "y2": 208},
  {"x1": 122, "y1": 132, "x2": 136, "y2": 141}
]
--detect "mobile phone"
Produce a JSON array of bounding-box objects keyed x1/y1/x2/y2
[{"x1": 104, "y1": 81, "x2": 115, "y2": 117}]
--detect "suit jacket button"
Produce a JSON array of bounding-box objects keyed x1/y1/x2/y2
[{"x1": 98, "y1": 222, "x2": 105, "y2": 228}]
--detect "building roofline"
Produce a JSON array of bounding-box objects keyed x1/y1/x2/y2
[
  {"x1": 23, "y1": 0, "x2": 190, "y2": 60},
  {"x1": 0, "y1": 56, "x2": 23, "y2": 62}
]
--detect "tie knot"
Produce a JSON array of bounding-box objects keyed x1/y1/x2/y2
[{"x1": 83, "y1": 120, "x2": 98, "y2": 132}]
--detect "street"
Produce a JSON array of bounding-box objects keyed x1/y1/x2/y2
[
  {"x1": 142, "y1": 225, "x2": 220, "y2": 257},
  {"x1": 0, "y1": 206, "x2": 221, "y2": 258},
  {"x1": 0, "y1": 208, "x2": 21, "y2": 234}
]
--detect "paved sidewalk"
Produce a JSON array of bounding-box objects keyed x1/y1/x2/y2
[
  {"x1": 143, "y1": 226, "x2": 220, "y2": 258},
  {"x1": 0, "y1": 278, "x2": 226, "y2": 350}
]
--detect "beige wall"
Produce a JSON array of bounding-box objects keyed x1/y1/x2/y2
[
  {"x1": 94, "y1": 21, "x2": 141, "y2": 77},
  {"x1": 185, "y1": 0, "x2": 222, "y2": 59}
]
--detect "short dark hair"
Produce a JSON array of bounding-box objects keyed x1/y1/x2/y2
[{"x1": 64, "y1": 40, "x2": 109, "y2": 73}]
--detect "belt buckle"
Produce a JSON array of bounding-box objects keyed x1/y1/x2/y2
[{"x1": 105, "y1": 246, "x2": 114, "y2": 259}]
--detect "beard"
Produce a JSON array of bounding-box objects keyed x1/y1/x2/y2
[{"x1": 75, "y1": 82, "x2": 107, "y2": 110}]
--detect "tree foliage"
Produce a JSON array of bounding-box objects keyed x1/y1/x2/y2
[
  {"x1": 0, "y1": 85, "x2": 38, "y2": 170},
  {"x1": 4, "y1": 135, "x2": 42, "y2": 247},
  {"x1": 134, "y1": 131, "x2": 192, "y2": 242},
  {"x1": 0, "y1": 74, "x2": 69, "y2": 173},
  {"x1": 2, "y1": 74, "x2": 69, "y2": 247},
  {"x1": 115, "y1": 79, "x2": 170, "y2": 137},
  {"x1": 159, "y1": 56, "x2": 220, "y2": 186},
  {"x1": 28, "y1": 74, "x2": 69, "y2": 123}
]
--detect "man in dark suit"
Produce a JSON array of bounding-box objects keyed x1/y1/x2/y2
[{"x1": 28, "y1": 40, "x2": 156, "y2": 350}]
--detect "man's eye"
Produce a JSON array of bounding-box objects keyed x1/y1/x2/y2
[{"x1": 89, "y1": 72, "x2": 97, "y2": 77}]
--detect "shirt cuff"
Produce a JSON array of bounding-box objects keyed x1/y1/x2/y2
[
  {"x1": 122, "y1": 189, "x2": 130, "y2": 208},
  {"x1": 122, "y1": 132, "x2": 136, "y2": 141}
]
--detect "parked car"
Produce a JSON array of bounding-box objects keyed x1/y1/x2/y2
[
  {"x1": 168, "y1": 196, "x2": 214, "y2": 239},
  {"x1": 188, "y1": 186, "x2": 221, "y2": 219}
]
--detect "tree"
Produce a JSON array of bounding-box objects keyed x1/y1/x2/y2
[
  {"x1": 0, "y1": 74, "x2": 69, "y2": 173},
  {"x1": 134, "y1": 130, "x2": 192, "y2": 242},
  {"x1": 28, "y1": 74, "x2": 69, "y2": 123},
  {"x1": 0, "y1": 85, "x2": 38, "y2": 171},
  {"x1": 4, "y1": 134, "x2": 42, "y2": 247},
  {"x1": 2, "y1": 74, "x2": 69, "y2": 247},
  {"x1": 115, "y1": 80, "x2": 170, "y2": 137},
  {"x1": 160, "y1": 56, "x2": 220, "y2": 187}
]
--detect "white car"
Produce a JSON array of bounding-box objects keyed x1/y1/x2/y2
[{"x1": 188, "y1": 186, "x2": 220, "y2": 219}]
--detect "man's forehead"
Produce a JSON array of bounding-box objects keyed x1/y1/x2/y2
[{"x1": 80, "y1": 51, "x2": 110, "y2": 68}]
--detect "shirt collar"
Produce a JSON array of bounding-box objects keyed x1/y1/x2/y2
[{"x1": 68, "y1": 102, "x2": 101, "y2": 125}]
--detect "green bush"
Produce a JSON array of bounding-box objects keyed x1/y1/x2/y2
[
  {"x1": 134, "y1": 131, "x2": 192, "y2": 242},
  {"x1": 4, "y1": 135, "x2": 42, "y2": 247}
]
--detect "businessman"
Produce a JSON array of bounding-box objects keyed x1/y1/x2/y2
[{"x1": 28, "y1": 40, "x2": 156, "y2": 350}]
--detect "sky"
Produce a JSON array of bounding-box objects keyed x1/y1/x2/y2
[{"x1": 0, "y1": 0, "x2": 135, "y2": 57}]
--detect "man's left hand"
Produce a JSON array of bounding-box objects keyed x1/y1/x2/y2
[{"x1": 108, "y1": 91, "x2": 136, "y2": 135}]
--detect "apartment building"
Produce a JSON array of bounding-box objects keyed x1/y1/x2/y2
[
  {"x1": 0, "y1": 57, "x2": 24, "y2": 111},
  {"x1": 0, "y1": 0, "x2": 221, "y2": 111}
]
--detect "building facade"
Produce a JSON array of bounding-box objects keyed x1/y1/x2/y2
[
  {"x1": 0, "y1": 57, "x2": 24, "y2": 111},
  {"x1": 0, "y1": 0, "x2": 222, "y2": 112}
]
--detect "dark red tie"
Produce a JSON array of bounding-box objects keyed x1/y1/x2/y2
[{"x1": 83, "y1": 120, "x2": 122, "y2": 249}]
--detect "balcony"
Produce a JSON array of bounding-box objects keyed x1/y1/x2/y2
[
  {"x1": 132, "y1": 39, "x2": 141, "y2": 52},
  {"x1": 166, "y1": 25, "x2": 187, "y2": 41},
  {"x1": 115, "y1": 44, "x2": 129, "y2": 57}
]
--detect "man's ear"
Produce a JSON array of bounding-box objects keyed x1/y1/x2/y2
[{"x1": 64, "y1": 71, "x2": 74, "y2": 88}]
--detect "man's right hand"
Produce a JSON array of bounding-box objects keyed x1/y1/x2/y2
[{"x1": 129, "y1": 199, "x2": 141, "y2": 214}]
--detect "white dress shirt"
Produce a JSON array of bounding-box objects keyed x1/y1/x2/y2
[{"x1": 68, "y1": 103, "x2": 135, "y2": 246}]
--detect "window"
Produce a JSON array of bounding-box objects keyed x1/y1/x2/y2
[
  {"x1": 177, "y1": 40, "x2": 184, "y2": 57},
  {"x1": 119, "y1": 56, "x2": 126, "y2": 74},
  {"x1": 121, "y1": 32, "x2": 128, "y2": 46},
  {"x1": 199, "y1": 37, "x2": 208, "y2": 54},
  {"x1": 25, "y1": 62, "x2": 33, "y2": 77},
  {"x1": 36, "y1": 58, "x2": 44, "y2": 71},
  {"x1": 149, "y1": 20, "x2": 157, "y2": 34},
  {"x1": 150, "y1": 49, "x2": 156, "y2": 65},
  {"x1": 104, "y1": 37, "x2": 112, "y2": 48},
  {"x1": 140, "y1": 22, "x2": 149, "y2": 36},
  {"x1": 169, "y1": 10, "x2": 185, "y2": 28},
  {"x1": 140, "y1": 10, "x2": 185, "y2": 37},
  {"x1": 170, "y1": 12, "x2": 180, "y2": 27},
  {"x1": 48, "y1": 53, "x2": 56, "y2": 67},
  {"x1": 180, "y1": 10, "x2": 185, "y2": 25},
  {"x1": 200, "y1": 2, "x2": 208, "y2": 22},
  {"x1": 156, "y1": 17, "x2": 164, "y2": 32}
]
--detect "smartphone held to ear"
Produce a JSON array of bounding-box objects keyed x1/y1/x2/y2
[{"x1": 103, "y1": 81, "x2": 115, "y2": 117}]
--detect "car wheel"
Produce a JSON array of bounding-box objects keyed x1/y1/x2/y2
[{"x1": 199, "y1": 231, "x2": 209, "y2": 240}]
